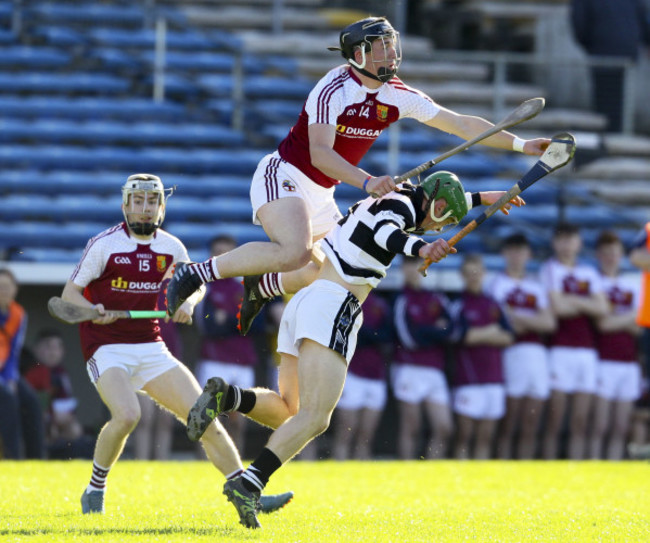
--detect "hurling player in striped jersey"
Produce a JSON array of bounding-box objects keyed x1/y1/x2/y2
[
  {"x1": 166, "y1": 16, "x2": 550, "y2": 336},
  {"x1": 186, "y1": 171, "x2": 524, "y2": 528}
]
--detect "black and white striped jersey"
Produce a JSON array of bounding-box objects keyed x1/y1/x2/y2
[{"x1": 321, "y1": 183, "x2": 428, "y2": 287}]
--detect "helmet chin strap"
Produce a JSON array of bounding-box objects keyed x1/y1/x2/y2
[{"x1": 349, "y1": 47, "x2": 397, "y2": 83}]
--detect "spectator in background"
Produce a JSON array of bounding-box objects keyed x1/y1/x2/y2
[
  {"x1": 629, "y1": 221, "x2": 650, "y2": 386},
  {"x1": 194, "y1": 235, "x2": 261, "y2": 454},
  {"x1": 590, "y1": 231, "x2": 641, "y2": 460},
  {"x1": 451, "y1": 254, "x2": 514, "y2": 460},
  {"x1": 131, "y1": 280, "x2": 180, "y2": 460},
  {"x1": 490, "y1": 234, "x2": 555, "y2": 459},
  {"x1": 392, "y1": 257, "x2": 455, "y2": 460},
  {"x1": 0, "y1": 267, "x2": 44, "y2": 459},
  {"x1": 539, "y1": 223, "x2": 608, "y2": 460},
  {"x1": 22, "y1": 328, "x2": 93, "y2": 459},
  {"x1": 570, "y1": 0, "x2": 650, "y2": 131},
  {"x1": 332, "y1": 290, "x2": 392, "y2": 460}
]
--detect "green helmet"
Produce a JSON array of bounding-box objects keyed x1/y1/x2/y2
[{"x1": 420, "y1": 171, "x2": 468, "y2": 229}]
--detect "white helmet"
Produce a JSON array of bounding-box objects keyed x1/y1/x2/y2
[{"x1": 121, "y1": 173, "x2": 172, "y2": 236}]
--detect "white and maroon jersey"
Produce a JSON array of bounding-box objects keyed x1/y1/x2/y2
[
  {"x1": 278, "y1": 65, "x2": 441, "y2": 188},
  {"x1": 596, "y1": 273, "x2": 640, "y2": 363},
  {"x1": 539, "y1": 258, "x2": 604, "y2": 348},
  {"x1": 69, "y1": 222, "x2": 188, "y2": 360},
  {"x1": 489, "y1": 272, "x2": 550, "y2": 345}
]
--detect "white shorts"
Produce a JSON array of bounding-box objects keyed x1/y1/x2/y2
[
  {"x1": 250, "y1": 152, "x2": 343, "y2": 238},
  {"x1": 453, "y1": 384, "x2": 506, "y2": 420},
  {"x1": 391, "y1": 364, "x2": 450, "y2": 406},
  {"x1": 338, "y1": 372, "x2": 387, "y2": 411},
  {"x1": 277, "y1": 279, "x2": 363, "y2": 365},
  {"x1": 195, "y1": 360, "x2": 255, "y2": 390},
  {"x1": 86, "y1": 342, "x2": 181, "y2": 391},
  {"x1": 596, "y1": 360, "x2": 642, "y2": 402},
  {"x1": 549, "y1": 346, "x2": 598, "y2": 394},
  {"x1": 502, "y1": 343, "x2": 550, "y2": 400}
]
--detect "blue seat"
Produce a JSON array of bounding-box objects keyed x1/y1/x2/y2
[
  {"x1": 167, "y1": 174, "x2": 251, "y2": 198},
  {"x1": 0, "y1": 221, "x2": 108, "y2": 249},
  {"x1": 366, "y1": 151, "x2": 503, "y2": 178},
  {"x1": 0, "y1": 30, "x2": 16, "y2": 45},
  {"x1": 166, "y1": 196, "x2": 251, "y2": 222},
  {"x1": 89, "y1": 48, "x2": 142, "y2": 70},
  {"x1": 27, "y1": 4, "x2": 145, "y2": 26},
  {"x1": 89, "y1": 28, "x2": 218, "y2": 51},
  {"x1": 244, "y1": 76, "x2": 313, "y2": 100},
  {"x1": 0, "y1": 72, "x2": 130, "y2": 94},
  {"x1": 32, "y1": 26, "x2": 87, "y2": 47},
  {"x1": 10, "y1": 247, "x2": 82, "y2": 263},
  {"x1": 564, "y1": 204, "x2": 639, "y2": 228},
  {"x1": 0, "y1": 46, "x2": 72, "y2": 68},
  {"x1": 0, "y1": 195, "x2": 56, "y2": 221},
  {"x1": 139, "y1": 51, "x2": 265, "y2": 75},
  {"x1": 0, "y1": 170, "x2": 124, "y2": 195},
  {"x1": 249, "y1": 100, "x2": 301, "y2": 127},
  {"x1": 165, "y1": 222, "x2": 266, "y2": 246},
  {"x1": 0, "y1": 96, "x2": 188, "y2": 121}
]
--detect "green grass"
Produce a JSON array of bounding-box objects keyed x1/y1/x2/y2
[{"x1": 1, "y1": 460, "x2": 648, "y2": 542}]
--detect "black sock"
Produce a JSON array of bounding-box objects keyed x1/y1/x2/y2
[
  {"x1": 241, "y1": 448, "x2": 283, "y2": 492},
  {"x1": 224, "y1": 386, "x2": 256, "y2": 414}
]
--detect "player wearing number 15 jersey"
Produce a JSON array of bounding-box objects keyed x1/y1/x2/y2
[{"x1": 60, "y1": 174, "x2": 292, "y2": 521}]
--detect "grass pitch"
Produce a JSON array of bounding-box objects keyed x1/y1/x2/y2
[{"x1": 2, "y1": 460, "x2": 648, "y2": 542}]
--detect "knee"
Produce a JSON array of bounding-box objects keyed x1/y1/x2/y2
[
  {"x1": 302, "y1": 410, "x2": 332, "y2": 439},
  {"x1": 278, "y1": 243, "x2": 312, "y2": 271},
  {"x1": 112, "y1": 408, "x2": 141, "y2": 434}
]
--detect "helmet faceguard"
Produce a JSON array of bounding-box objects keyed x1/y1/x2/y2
[
  {"x1": 419, "y1": 171, "x2": 468, "y2": 233},
  {"x1": 327, "y1": 17, "x2": 402, "y2": 83},
  {"x1": 121, "y1": 173, "x2": 173, "y2": 236}
]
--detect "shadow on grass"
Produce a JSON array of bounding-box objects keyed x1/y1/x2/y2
[{"x1": 0, "y1": 526, "x2": 249, "y2": 537}]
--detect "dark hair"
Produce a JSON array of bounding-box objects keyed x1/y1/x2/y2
[
  {"x1": 35, "y1": 327, "x2": 64, "y2": 343},
  {"x1": 0, "y1": 267, "x2": 18, "y2": 285},
  {"x1": 595, "y1": 230, "x2": 621, "y2": 248},
  {"x1": 209, "y1": 234, "x2": 237, "y2": 247},
  {"x1": 461, "y1": 253, "x2": 483, "y2": 267},
  {"x1": 501, "y1": 233, "x2": 530, "y2": 249},
  {"x1": 553, "y1": 222, "x2": 579, "y2": 237}
]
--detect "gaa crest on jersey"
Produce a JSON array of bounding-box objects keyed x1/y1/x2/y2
[
  {"x1": 282, "y1": 179, "x2": 296, "y2": 192},
  {"x1": 156, "y1": 255, "x2": 167, "y2": 273},
  {"x1": 376, "y1": 105, "x2": 388, "y2": 122}
]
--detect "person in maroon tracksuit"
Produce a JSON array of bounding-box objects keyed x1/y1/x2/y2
[
  {"x1": 450, "y1": 254, "x2": 514, "y2": 459},
  {"x1": 392, "y1": 257, "x2": 455, "y2": 459}
]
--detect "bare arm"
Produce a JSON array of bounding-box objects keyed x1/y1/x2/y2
[
  {"x1": 465, "y1": 323, "x2": 514, "y2": 347},
  {"x1": 629, "y1": 246, "x2": 650, "y2": 271},
  {"x1": 596, "y1": 310, "x2": 640, "y2": 335},
  {"x1": 424, "y1": 107, "x2": 549, "y2": 156},
  {"x1": 308, "y1": 123, "x2": 396, "y2": 197},
  {"x1": 549, "y1": 291, "x2": 609, "y2": 319},
  {"x1": 505, "y1": 306, "x2": 556, "y2": 336}
]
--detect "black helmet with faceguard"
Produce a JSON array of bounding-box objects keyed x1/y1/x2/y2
[
  {"x1": 121, "y1": 173, "x2": 172, "y2": 236},
  {"x1": 327, "y1": 17, "x2": 402, "y2": 83}
]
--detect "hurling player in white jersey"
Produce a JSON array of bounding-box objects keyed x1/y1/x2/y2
[
  {"x1": 589, "y1": 231, "x2": 641, "y2": 460},
  {"x1": 538, "y1": 223, "x2": 609, "y2": 459},
  {"x1": 60, "y1": 174, "x2": 292, "y2": 521},
  {"x1": 184, "y1": 172, "x2": 525, "y2": 528},
  {"x1": 489, "y1": 233, "x2": 555, "y2": 459},
  {"x1": 165, "y1": 16, "x2": 551, "y2": 336}
]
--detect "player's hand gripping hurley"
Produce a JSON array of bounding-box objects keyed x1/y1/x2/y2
[
  {"x1": 419, "y1": 132, "x2": 577, "y2": 276},
  {"x1": 47, "y1": 296, "x2": 167, "y2": 324}
]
